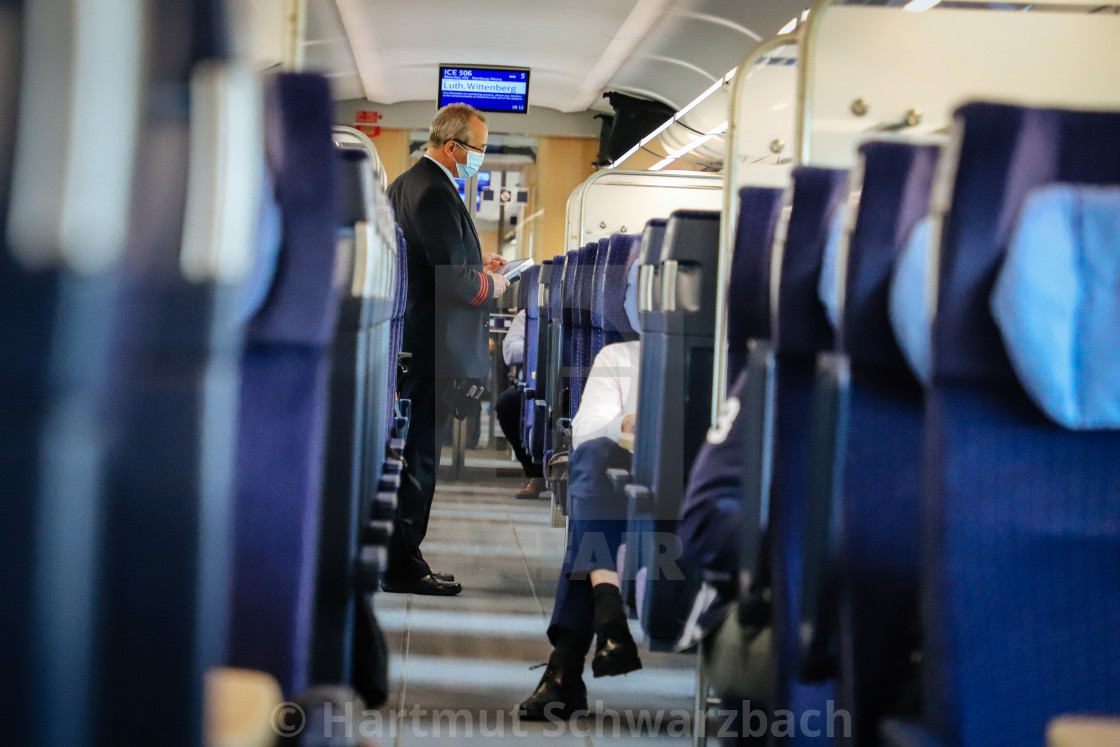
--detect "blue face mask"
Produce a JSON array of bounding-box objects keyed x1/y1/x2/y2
[
  {"x1": 455, "y1": 144, "x2": 485, "y2": 180},
  {"x1": 624, "y1": 260, "x2": 640, "y2": 332}
]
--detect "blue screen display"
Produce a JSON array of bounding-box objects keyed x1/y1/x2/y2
[{"x1": 439, "y1": 66, "x2": 529, "y2": 113}]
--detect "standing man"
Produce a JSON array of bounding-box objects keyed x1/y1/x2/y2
[{"x1": 384, "y1": 103, "x2": 510, "y2": 596}]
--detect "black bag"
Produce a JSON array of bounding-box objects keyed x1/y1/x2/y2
[{"x1": 442, "y1": 378, "x2": 487, "y2": 421}]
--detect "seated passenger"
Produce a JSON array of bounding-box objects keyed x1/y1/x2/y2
[
  {"x1": 518, "y1": 263, "x2": 642, "y2": 720},
  {"x1": 494, "y1": 309, "x2": 546, "y2": 499}
]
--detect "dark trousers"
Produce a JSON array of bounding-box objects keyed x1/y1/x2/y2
[
  {"x1": 547, "y1": 437, "x2": 631, "y2": 651},
  {"x1": 494, "y1": 386, "x2": 542, "y2": 479},
  {"x1": 386, "y1": 375, "x2": 452, "y2": 581}
]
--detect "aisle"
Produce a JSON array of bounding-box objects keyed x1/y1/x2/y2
[{"x1": 372, "y1": 481, "x2": 697, "y2": 744}]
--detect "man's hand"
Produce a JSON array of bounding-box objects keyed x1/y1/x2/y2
[
  {"x1": 482, "y1": 253, "x2": 508, "y2": 273},
  {"x1": 487, "y1": 270, "x2": 511, "y2": 298},
  {"x1": 621, "y1": 413, "x2": 637, "y2": 434}
]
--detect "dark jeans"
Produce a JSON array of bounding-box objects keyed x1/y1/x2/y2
[
  {"x1": 494, "y1": 385, "x2": 542, "y2": 479},
  {"x1": 547, "y1": 437, "x2": 631, "y2": 651},
  {"x1": 386, "y1": 375, "x2": 452, "y2": 581}
]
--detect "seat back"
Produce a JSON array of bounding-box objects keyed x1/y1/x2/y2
[
  {"x1": 314, "y1": 148, "x2": 397, "y2": 687},
  {"x1": 570, "y1": 240, "x2": 605, "y2": 415},
  {"x1": 387, "y1": 225, "x2": 408, "y2": 440},
  {"x1": 592, "y1": 233, "x2": 642, "y2": 353},
  {"x1": 91, "y1": 10, "x2": 256, "y2": 745},
  {"x1": 629, "y1": 210, "x2": 721, "y2": 648},
  {"x1": 920, "y1": 102, "x2": 1120, "y2": 746},
  {"x1": 825, "y1": 141, "x2": 940, "y2": 745},
  {"x1": 768, "y1": 166, "x2": 849, "y2": 724},
  {"x1": 228, "y1": 72, "x2": 341, "y2": 698},
  {"x1": 726, "y1": 186, "x2": 785, "y2": 380},
  {"x1": 531, "y1": 256, "x2": 561, "y2": 462},
  {"x1": 519, "y1": 264, "x2": 542, "y2": 448}
]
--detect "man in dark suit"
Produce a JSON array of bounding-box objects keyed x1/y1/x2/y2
[{"x1": 383, "y1": 103, "x2": 509, "y2": 596}]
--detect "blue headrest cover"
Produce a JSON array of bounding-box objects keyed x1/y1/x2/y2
[
  {"x1": 889, "y1": 216, "x2": 934, "y2": 385},
  {"x1": 991, "y1": 184, "x2": 1120, "y2": 429},
  {"x1": 934, "y1": 102, "x2": 1120, "y2": 381}
]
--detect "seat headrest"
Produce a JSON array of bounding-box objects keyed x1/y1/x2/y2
[
  {"x1": 833, "y1": 141, "x2": 941, "y2": 369},
  {"x1": 522, "y1": 264, "x2": 541, "y2": 320},
  {"x1": 247, "y1": 73, "x2": 340, "y2": 346},
  {"x1": 594, "y1": 233, "x2": 642, "y2": 338},
  {"x1": 776, "y1": 166, "x2": 848, "y2": 357},
  {"x1": 639, "y1": 218, "x2": 668, "y2": 265},
  {"x1": 991, "y1": 184, "x2": 1120, "y2": 429},
  {"x1": 728, "y1": 186, "x2": 784, "y2": 349},
  {"x1": 934, "y1": 102, "x2": 1120, "y2": 381}
]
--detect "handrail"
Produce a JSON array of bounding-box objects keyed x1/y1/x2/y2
[
  {"x1": 710, "y1": 32, "x2": 800, "y2": 427},
  {"x1": 332, "y1": 125, "x2": 388, "y2": 190}
]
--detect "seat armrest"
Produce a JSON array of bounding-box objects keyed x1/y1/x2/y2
[
  {"x1": 606, "y1": 468, "x2": 631, "y2": 494},
  {"x1": 624, "y1": 483, "x2": 653, "y2": 513},
  {"x1": 204, "y1": 668, "x2": 283, "y2": 747},
  {"x1": 1048, "y1": 717, "x2": 1120, "y2": 747}
]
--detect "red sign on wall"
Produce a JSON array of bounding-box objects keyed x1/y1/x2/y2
[
  {"x1": 356, "y1": 124, "x2": 381, "y2": 138},
  {"x1": 355, "y1": 110, "x2": 381, "y2": 124}
]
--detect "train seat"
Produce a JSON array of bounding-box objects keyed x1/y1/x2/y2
[
  {"x1": 529, "y1": 256, "x2": 561, "y2": 465},
  {"x1": 518, "y1": 263, "x2": 542, "y2": 452},
  {"x1": 314, "y1": 148, "x2": 397, "y2": 693},
  {"x1": 592, "y1": 233, "x2": 642, "y2": 355},
  {"x1": 228, "y1": 72, "x2": 341, "y2": 698},
  {"x1": 884, "y1": 102, "x2": 1120, "y2": 747},
  {"x1": 808, "y1": 141, "x2": 941, "y2": 745},
  {"x1": 767, "y1": 166, "x2": 849, "y2": 739},
  {"x1": 726, "y1": 186, "x2": 785, "y2": 380},
  {"x1": 624, "y1": 209, "x2": 721, "y2": 649}
]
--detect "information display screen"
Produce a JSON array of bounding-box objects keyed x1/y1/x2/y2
[{"x1": 439, "y1": 66, "x2": 530, "y2": 113}]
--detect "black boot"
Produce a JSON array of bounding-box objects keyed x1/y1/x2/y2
[
  {"x1": 517, "y1": 648, "x2": 588, "y2": 721},
  {"x1": 590, "y1": 583, "x2": 642, "y2": 678}
]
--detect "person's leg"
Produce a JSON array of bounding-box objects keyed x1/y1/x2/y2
[
  {"x1": 385, "y1": 375, "x2": 451, "y2": 583},
  {"x1": 565, "y1": 438, "x2": 642, "y2": 677},
  {"x1": 494, "y1": 386, "x2": 545, "y2": 498}
]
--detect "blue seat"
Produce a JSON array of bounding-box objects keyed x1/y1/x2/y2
[
  {"x1": 314, "y1": 148, "x2": 398, "y2": 693},
  {"x1": 519, "y1": 264, "x2": 542, "y2": 451},
  {"x1": 625, "y1": 210, "x2": 721, "y2": 648},
  {"x1": 592, "y1": 233, "x2": 642, "y2": 355},
  {"x1": 768, "y1": 166, "x2": 849, "y2": 740},
  {"x1": 621, "y1": 219, "x2": 669, "y2": 610},
  {"x1": 883, "y1": 102, "x2": 1120, "y2": 747},
  {"x1": 805, "y1": 141, "x2": 940, "y2": 745},
  {"x1": 90, "y1": 18, "x2": 252, "y2": 746},
  {"x1": 531, "y1": 256, "x2": 562, "y2": 464},
  {"x1": 570, "y1": 240, "x2": 605, "y2": 415},
  {"x1": 387, "y1": 225, "x2": 409, "y2": 444},
  {"x1": 727, "y1": 186, "x2": 785, "y2": 380},
  {"x1": 227, "y1": 72, "x2": 341, "y2": 698}
]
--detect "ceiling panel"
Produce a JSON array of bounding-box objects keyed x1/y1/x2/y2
[{"x1": 309, "y1": 0, "x2": 809, "y2": 123}]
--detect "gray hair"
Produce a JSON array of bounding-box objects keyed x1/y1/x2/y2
[{"x1": 427, "y1": 103, "x2": 485, "y2": 149}]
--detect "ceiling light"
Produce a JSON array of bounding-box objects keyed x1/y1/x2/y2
[{"x1": 904, "y1": 0, "x2": 942, "y2": 11}]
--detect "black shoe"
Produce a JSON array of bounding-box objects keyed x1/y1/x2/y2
[
  {"x1": 380, "y1": 573, "x2": 462, "y2": 596},
  {"x1": 516, "y1": 477, "x2": 546, "y2": 500},
  {"x1": 430, "y1": 569, "x2": 455, "y2": 583},
  {"x1": 591, "y1": 634, "x2": 642, "y2": 678},
  {"x1": 517, "y1": 663, "x2": 587, "y2": 721}
]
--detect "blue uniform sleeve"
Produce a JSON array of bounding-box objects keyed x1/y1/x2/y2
[{"x1": 679, "y1": 369, "x2": 752, "y2": 580}]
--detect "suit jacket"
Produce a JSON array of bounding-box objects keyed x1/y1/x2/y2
[{"x1": 387, "y1": 157, "x2": 493, "y2": 379}]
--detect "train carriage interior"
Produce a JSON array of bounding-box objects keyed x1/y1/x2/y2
[{"x1": 3, "y1": 0, "x2": 1120, "y2": 745}]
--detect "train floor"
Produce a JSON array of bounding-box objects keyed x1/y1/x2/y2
[{"x1": 371, "y1": 475, "x2": 697, "y2": 744}]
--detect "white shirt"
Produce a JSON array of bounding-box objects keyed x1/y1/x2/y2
[
  {"x1": 424, "y1": 154, "x2": 458, "y2": 186},
  {"x1": 503, "y1": 309, "x2": 526, "y2": 366},
  {"x1": 571, "y1": 340, "x2": 641, "y2": 450}
]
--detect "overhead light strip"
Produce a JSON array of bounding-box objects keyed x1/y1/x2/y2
[{"x1": 609, "y1": 64, "x2": 737, "y2": 170}]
